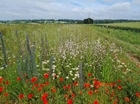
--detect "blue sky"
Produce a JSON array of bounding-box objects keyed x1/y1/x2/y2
[{"x1": 0, "y1": 0, "x2": 140, "y2": 20}]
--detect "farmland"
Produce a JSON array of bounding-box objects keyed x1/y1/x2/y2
[
  {"x1": 0, "y1": 23, "x2": 140, "y2": 104},
  {"x1": 100, "y1": 22, "x2": 140, "y2": 29}
]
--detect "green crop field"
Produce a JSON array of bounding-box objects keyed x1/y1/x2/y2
[
  {"x1": 101, "y1": 22, "x2": 140, "y2": 29},
  {"x1": 0, "y1": 24, "x2": 140, "y2": 104}
]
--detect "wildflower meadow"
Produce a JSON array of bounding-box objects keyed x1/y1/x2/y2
[{"x1": 0, "y1": 24, "x2": 140, "y2": 104}]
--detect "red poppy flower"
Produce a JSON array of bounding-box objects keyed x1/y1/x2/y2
[
  {"x1": 67, "y1": 84, "x2": 71, "y2": 89},
  {"x1": 44, "y1": 73, "x2": 49, "y2": 79},
  {"x1": 41, "y1": 93, "x2": 49, "y2": 104},
  {"x1": 40, "y1": 84, "x2": 46, "y2": 88},
  {"x1": 0, "y1": 87, "x2": 4, "y2": 93},
  {"x1": 31, "y1": 77, "x2": 37, "y2": 83},
  {"x1": 41, "y1": 93, "x2": 48, "y2": 101},
  {"x1": 78, "y1": 91, "x2": 83, "y2": 95},
  {"x1": 117, "y1": 79, "x2": 121, "y2": 83},
  {"x1": 63, "y1": 84, "x2": 71, "y2": 90},
  {"x1": 38, "y1": 87, "x2": 42, "y2": 92},
  {"x1": 67, "y1": 99, "x2": 73, "y2": 104},
  {"x1": 84, "y1": 83, "x2": 90, "y2": 88},
  {"x1": 5, "y1": 80, "x2": 10, "y2": 85},
  {"x1": 94, "y1": 79, "x2": 101, "y2": 89},
  {"x1": 4, "y1": 92, "x2": 9, "y2": 97},
  {"x1": 0, "y1": 77, "x2": 3, "y2": 84},
  {"x1": 28, "y1": 93, "x2": 33, "y2": 99},
  {"x1": 43, "y1": 100, "x2": 49, "y2": 104},
  {"x1": 73, "y1": 81, "x2": 78, "y2": 86},
  {"x1": 34, "y1": 83, "x2": 39, "y2": 87},
  {"x1": 110, "y1": 82, "x2": 116, "y2": 87},
  {"x1": 45, "y1": 82, "x2": 49, "y2": 86},
  {"x1": 105, "y1": 89, "x2": 109, "y2": 94},
  {"x1": 71, "y1": 93, "x2": 76, "y2": 98},
  {"x1": 110, "y1": 92, "x2": 115, "y2": 97},
  {"x1": 59, "y1": 78, "x2": 64, "y2": 82},
  {"x1": 17, "y1": 77, "x2": 21, "y2": 81},
  {"x1": 125, "y1": 97, "x2": 130, "y2": 102},
  {"x1": 63, "y1": 86, "x2": 67, "y2": 90},
  {"x1": 93, "y1": 99, "x2": 99, "y2": 104},
  {"x1": 117, "y1": 85, "x2": 122, "y2": 90},
  {"x1": 113, "y1": 98, "x2": 118, "y2": 104},
  {"x1": 135, "y1": 92, "x2": 140, "y2": 97},
  {"x1": 87, "y1": 73, "x2": 92, "y2": 77},
  {"x1": 51, "y1": 87, "x2": 56, "y2": 93},
  {"x1": 88, "y1": 90, "x2": 93, "y2": 95},
  {"x1": 18, "y1": 94, "x2": 24, "y2": 99}
]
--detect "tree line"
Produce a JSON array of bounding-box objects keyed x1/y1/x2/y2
[{"x1": 0, "y1": 18, "x2": 140, "y2": 24}]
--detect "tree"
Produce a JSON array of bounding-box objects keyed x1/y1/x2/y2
[{"x1": 83, "y1": 18, "x2": 94, "y2": 24}]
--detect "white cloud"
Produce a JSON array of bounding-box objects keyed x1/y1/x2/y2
[
  {"x1": 108, "y1": 2, "x2": 131, "y2": 12},
  {"x1": 132, "y1": 0, "x2": 140, "y2": 5},
  {"x1": 102, "y1": 0, "x2": 129, "y2": 4},
  {"x1": 0, "y1": 0, "x2": 139, "y2": 20},
  {"x1": 103, "y1": 0, "x2": 117, "y2": 3}
]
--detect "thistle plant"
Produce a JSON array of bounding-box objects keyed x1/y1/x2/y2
[
  {"x1": 0, "y1": 32, "x2": 7, "y2": 69},
  {"x1": 26, "y1": 35, "x2": 38, "y2": 78}
]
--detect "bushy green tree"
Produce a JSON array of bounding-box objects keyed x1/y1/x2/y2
[{"x1": 83, "y1": 18, "x2": 94, "y2": 24}]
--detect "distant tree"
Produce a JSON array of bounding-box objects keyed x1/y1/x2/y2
[
  {"x1": 77, "y1": 20, "x2": 83, "y2": 24},
  {"x1": 83, "y1": 18, "x2": 94, "y2": 24}
]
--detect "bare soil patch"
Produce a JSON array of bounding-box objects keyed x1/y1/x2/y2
[{"x1": 127, "y1": 53, "x2": 140, "y2": 68}]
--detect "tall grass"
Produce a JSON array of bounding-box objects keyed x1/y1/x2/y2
[{"x1": 94, "y1": 26, "x2": 140, "y2": 56}]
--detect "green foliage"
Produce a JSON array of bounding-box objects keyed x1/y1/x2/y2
[
  {"x1": 83, "y1": 18, "x2": 94, "y2": 24},
  {"x1": 101, "y1": 22, "x2": 140, "y2": 29}
]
